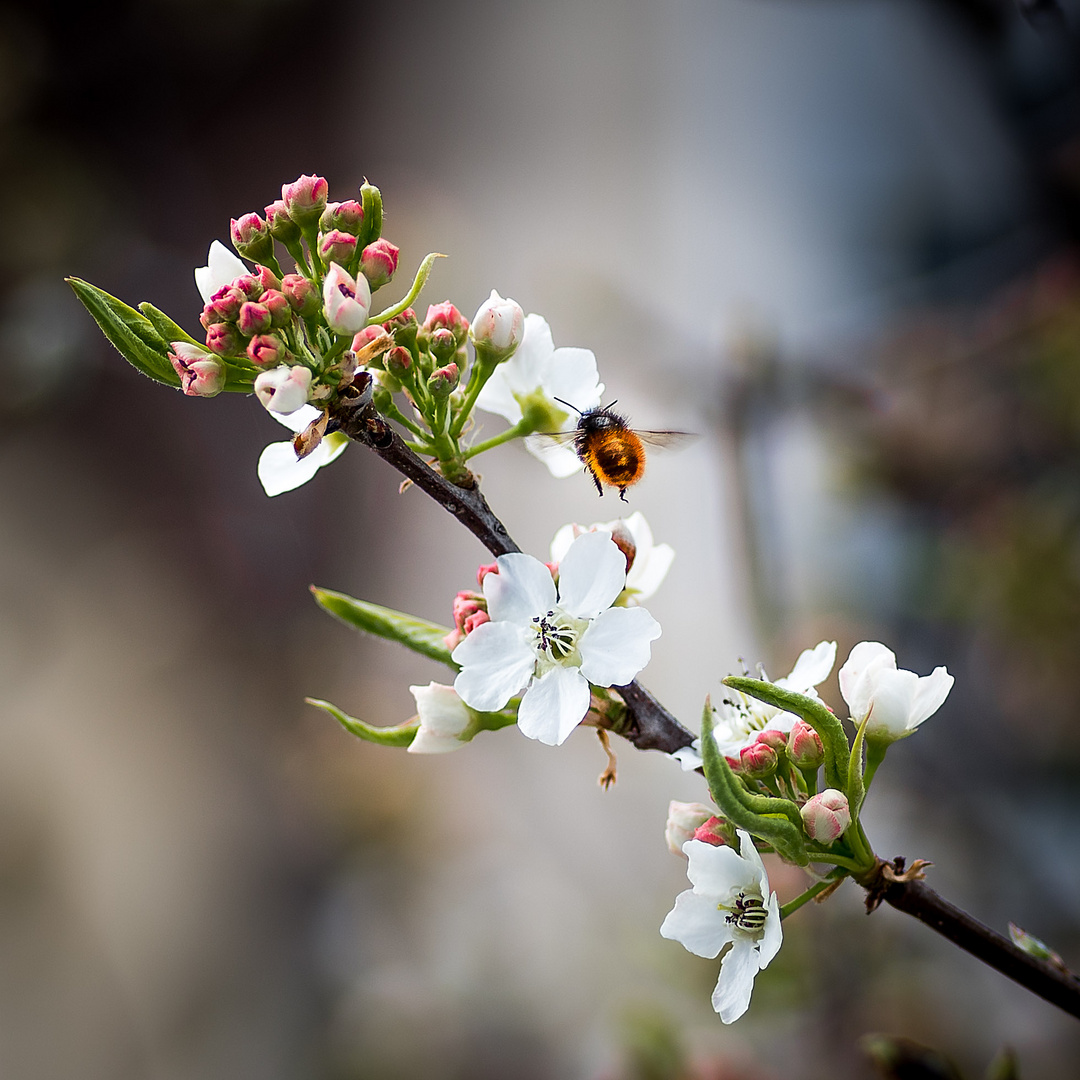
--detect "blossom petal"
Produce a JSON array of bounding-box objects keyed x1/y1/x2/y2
[
  {"x1": 195, "y1": 240, "x2": 247, "y2": 304},
  {"x1": 549, "y1": 523, "x2": 578, "y2": 564},
  {"x1": 525, "y1": 437, "x2": 583, "y2": 478},
  {"x1": 452, "y1": 622, "x2": 535, "y2": 711},
  {"x1": 778, "y1": 640, "x2": 836, "y2": 692},
  {"x1": 909, "y1": 666, "x2": 954, "y2": 728},
  {"x1": 839, "y1": 641, "x2": 896, "y2": 720},
  {"x1": 256, "y1": 432, "x2": 347, "y2": 497},
  {"x1": 734, "y1": 830, "x2": 768, "y2": 891},
  {"x1": 671, "y1": 743, "x2": 704, "y2": 771},
  {"x1": 543, "y1": 345, "x2": 603, "y2": 411},
  {"x1": 557, "y1": 532, "x2": 626, "y2": 619},
  {"x1": 684, "y1": 839, "x2": 760, "y2": 896},
  {"x1": 578, "y1": 606, "x2": 660, "y2": 686},
  {"x1": 627, "y1": 541, "x2": 674, "y2": 600},
  {"x1": 864, "y1": 667, "x2": 920, "y2": 737},
  {"x1": 757, "y1": 892, "x2": 783, "y2": 968},
  {"x1": 660, "y1": 888, "x2": 735, "y2": 959},
  {"x1": 712, "y1": 939, "x2": 759, "y2": 1023},
  {"x1": 485, "y1": 553, "x2": 557, "y2": 625},
  {"x1": 516, "y1": 665, "x2": 590, "y2": 745},
  {"x1": 271, "y1": 403, "x2": 322, "y2": 434},
  {"x1": 407, "y1": 682, "x2": 472, "y2": 754}
]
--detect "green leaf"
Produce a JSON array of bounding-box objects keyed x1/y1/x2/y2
[
  {"x1": 306, "y1": 698, "x2": 419, "y2": 747},
  {"x1": 700, "y1": 700, "x2": 808, "y2": 865},
  {"x1": 369, "y1": 252, "x2": 446, "y2": 324},
  {"x1": 312, "y1": 586, "x2": 457, "y2": 668},
  {"x1": 67, "y1": 277, "x2": 179, "y2": 387},
  {"x1": 139, "y1": 301, "x2": 256, "y2": 393},
  {"x1": 723, "y1": 676, "x2": 850, "y2": 792}
]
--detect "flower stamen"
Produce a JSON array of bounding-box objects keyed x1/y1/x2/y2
[{"x1": 719, "y1": 891, "x2": 768, "y2": 935}]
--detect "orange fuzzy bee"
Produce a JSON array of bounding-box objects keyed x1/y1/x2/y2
[{"x1": 533, "y1": 399, "x2": 694, "y2": 501}]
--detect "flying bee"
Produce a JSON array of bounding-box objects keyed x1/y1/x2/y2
[{"x1": 528, "y1": 398, "x2": 694, "y2": 501}]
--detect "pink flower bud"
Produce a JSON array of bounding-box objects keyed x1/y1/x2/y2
[
  {"x1": 259, "y1": 289, "x2": 291, "y2": 327},
  {"x1": 665, "y1": 800, "x2": 713, "y2": 855},
  {"x1": 246, "y1": 333, "x2": 290, "y2": 367},
  {"x1": 281, "y1": 274, "x2": 319, "y2": 317},
  {"x1": 470, "y1": 289, "x2": 524, "y2": 362},
  {"x1": 232, "y1": 274, "x2": 264, "y2": 301},
  {"x1": 281, "y1": 173, "x2": 328, "y2": 227},
  {"x1": 322, "y1": 262, "x2": 371, "y2": 334},
  {"x1": 253, "y1": 265, "x2": 281, "y2": 293},
  {"x1": 360, "y1": 238, "x2": 399, "y2": 289},
  {"x1": 205, "y1": 322, "x2": 244, "y2": 357},
  {"x1": 254, "y1": 364, "x2": 313, "y2": 414},
  {"x1": 800, "y1": 789, "x2": 851, "y2": 843},
  {"x1": 206, "y1": 285, "x2": 244, "y2": 323},
  {"x1": 427, "y1": 361, "x2": 459, "y2": 399},
  {"x1": 693, "y1": 816, "x2": 735, "y2": 848},
  {"x1": 385, "y1": 345, "x2": 412, "y2": 379},
  {"x1": 230, "y1": 213, "x2": 274, "y2": 262},
  {"x1": 238, "y1": 301, "x2": 272, "y2": 337},
  {"x1": 738, "y1": 740, "x2": 778, "y2": 779},
  {"x1": 607, "y1": 520, "x2": 638, "y2": 575},
  {"x1": 423, "y1": 301, "x2": 470, "y2": 346},
  {"x1": 755, "y1": 729, "x2": 787, "y2": 752},
  {"x1": 788, "y1": 719, "x2": 824, "y2": 769},
  {"x1": 264, "y1": 199, "x2": 301, "y2": 244},
  {"x1": 352, "y1": 325, "x2": 385, "y2": 352},
  {"x1": 169, "y1": 342, "x2": 225, "y2": 397},
  {"x1": 429, "y1": 327, "x2": 457, "y2": 362},
  {"x1": 320, "y1": 199, "x2": 364, "y2": 235},
  {"x1": 476, "y1": 562, "x2": 499, "y2": 586},
  {"x1": 319, "y1": 229, "x2": 358, "y2": 267}
]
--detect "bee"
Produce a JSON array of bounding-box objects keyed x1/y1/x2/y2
[{"x1": 530, "y1": 399, "x2": 694, "y2": 501}]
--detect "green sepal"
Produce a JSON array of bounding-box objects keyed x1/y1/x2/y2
[
  {"x1": 369, "y1": 252, "x2": 446, "y2": 325},
  {"x1": 700, "y1": 701, "x2": 809, "y2": 865},
  {"x1": 312, "y1": 586, "x2": 457, "y2": 668},
  {"x1": 139, "y1": 302, "x2": 257, "y2": 393},
  {"x1": 723, "y1": 676, "x2": 850, "y2": 792},
  {"x1": 306, "y1": 697, "x2": 419, "y2": 747},
  {"x1": 67, "y1": 277, "x2": 179, "y2": 387}
]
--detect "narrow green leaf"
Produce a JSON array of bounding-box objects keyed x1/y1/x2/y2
[
  {"x1": 723, "y1": 676, "x2": 850, "y2": 792},
  {"x1": 312, "y1": 586, "x2": 457, "y2": 668},
  {"x1": 700, "y1": 701, "x2": 809, "y2": 865},
  {"x1": 307, "y1": 698, "x2": 419, "y2": 747},
  {"x1": 368, "y1": 252, "x2": 446, "y2": 324},
  {"x1": 67, "y1": 277, "x2": 180, "y2": 386}
]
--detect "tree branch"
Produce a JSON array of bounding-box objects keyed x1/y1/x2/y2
[
  {"x1": 865, "y1": 861, "x2": 1080, "y2": 1019},
  {"x1": 328, "y1": 381, "x2": 696, "y2": 755}
]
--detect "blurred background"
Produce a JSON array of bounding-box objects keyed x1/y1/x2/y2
[{"x1": 2, "y1": 0, "x2": 1080, "y2": 1076}]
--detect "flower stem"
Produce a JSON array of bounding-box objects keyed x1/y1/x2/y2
[
  {"x1": 464, "y1": 418, "x2": 534, "y2": 459},
  {"x1": 449, "y1": 358, "x2": 497, "y2": 439},
  {"x1": 780, "y1": 870, "x2": 848, "y2": 919}
]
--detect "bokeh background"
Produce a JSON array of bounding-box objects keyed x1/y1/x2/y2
[{"x1": 3, "y1": 0, "x2": 1080, "y2": 1076}]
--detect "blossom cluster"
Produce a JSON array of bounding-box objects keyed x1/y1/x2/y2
[{"x1": 659, "y1": 639, "x2": 954, "y2": 1022}]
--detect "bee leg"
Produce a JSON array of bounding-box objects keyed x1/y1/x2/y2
[
  {"x1": 588, "y1": 468, "x2": 603, "y2": 496},
  {"x1": 618, "y1": 486, "x2": 628, "y2": 503}
]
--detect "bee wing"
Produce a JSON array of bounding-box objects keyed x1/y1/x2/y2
[
  {"x1": 634, "y1": 429, "x2": 698, "y2": 450},
  {"x1": 524, "y1": 430, "x2": 579, "y2": 450}
]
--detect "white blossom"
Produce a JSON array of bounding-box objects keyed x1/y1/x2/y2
[
  {"x1": 452, "y1": 532, "x2": 660, "y2": 746},
  {"x1": 476, "y1": 313, "x2": 603, "y2": 477},
  {"x1": 254, "y1": 365, "x2": 313, "y2": 415},
  {"x1": 838, "y1": 641, "x2": 953, "y2": 741},
  {"x1": 407, "y1": 683, "x2": 472, "y2": 754},
  {"x1": 660, "y1": 830, "x2": 782, "y2": 1023},
  {"x1": 671, "y1": 641, "x2": 836, "y2": 770},
  {"x1": 323, "y1": 262, "x2": 371, "y2": 334}
]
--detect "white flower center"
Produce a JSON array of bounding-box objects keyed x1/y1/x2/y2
[
  {"x1": 530, "y1": 608, "x2": 587, "y2": 672},
  {"x1": 718, "y1": 692, "x2": 777, "y2": 742},
  {"x1": 719, "y1": 890, "x2": 767, "y2": 938}
]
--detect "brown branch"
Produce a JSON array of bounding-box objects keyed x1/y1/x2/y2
[
  {"x1": 865, "y1": 860, "x2": 1080, "y2": 1019},
  {"x1": 327, "y1": 381, "x2": 696, "y2": 755}
]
